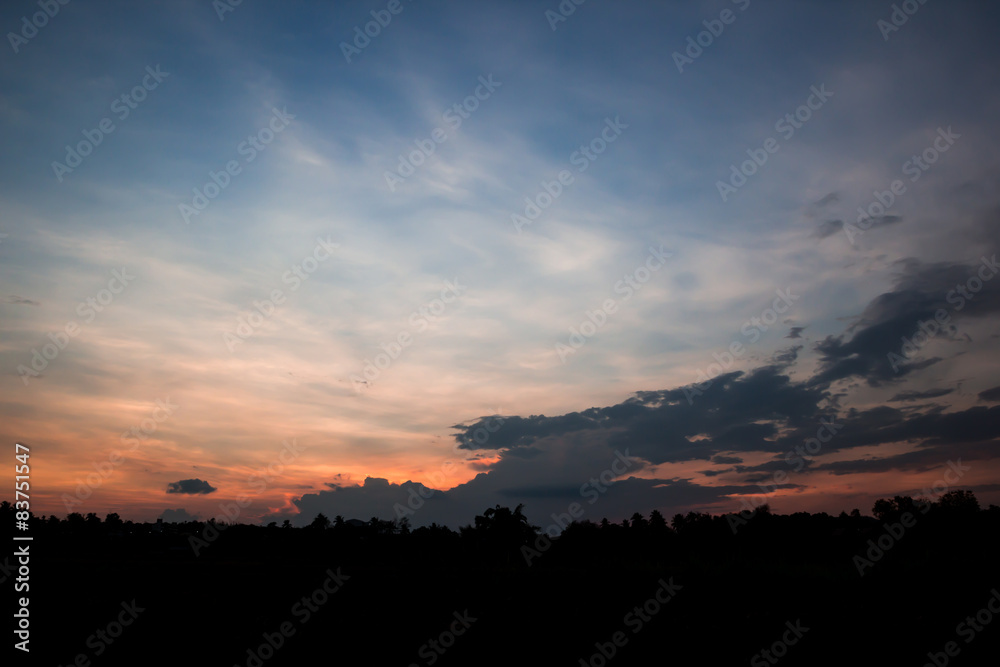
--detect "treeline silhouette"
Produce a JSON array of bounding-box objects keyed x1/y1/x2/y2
[{"x1": 4, "y1": 492, "x2": 998, "y2": 666}]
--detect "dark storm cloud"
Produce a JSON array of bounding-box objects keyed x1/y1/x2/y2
[
  {"x1": 786, "y1": 327, "x2": 805, "y2": 339},
  {"x1": 166, "y1": 479, "x2": 217, "y2": 495},
  {"x1": 292, "y1": 477, "x2": 445, "y2": 524},
  {"x1": 453, "y1": 364, "x2": 830, "y2": 466},
  {"x1": 160, "y1": 508, "x2": 199, "y2": 522},
  {"x1": 766, "y1": 403, "x2": 1000, "y2": 458},
  {"x1": 812, "y1": 438, "x2": 1000, "y2": 476},
  {"x1": 979, "y1": 386, "x2": 1000, "y2": 402},
  {"x1": 288, "y1": 248, "x2": 1000, "y2": 529},
  {"x1": 814, "y1": 220, "x2": 844, "y2": 239},
  {"x1": 452, "y1": 411, "x2": 611, "y2": 451},
  {"x1": 736, "y1": 458, "x2": 816, "y2": 476},
  {"x1": 773, "y1": 345, "x2": 803, "y2": 365},
  {"x1": 889, "y1": 388, "x2": 955, "y2": 402},
  {"x1": 811, "y1": 256, "x2": 1000, "y2": 387},
  {"x1": 854, "y1": 215, "x2": 903, "y2": 233},
  {"x1": 287, "y1": 371, "x2": 1000, "y2": 528}
]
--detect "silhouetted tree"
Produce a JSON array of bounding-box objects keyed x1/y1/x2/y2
[
  {"x1": 464, "y1": 504, "x2": 539, "y2": 565},
  {"x1": 938, "y1": 489, "x2": 979, "y2": 512},
  {"x1": 872, "y1": 498, "x2": 894, "y2": 521}
]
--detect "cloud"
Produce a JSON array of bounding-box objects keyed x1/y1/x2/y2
[
  {"x1": 811, "y1": 257, "x2": 1000, "y2": 387},
  {"x1": 786, "y1": 327, "x2": 805, "y2": 339},
  {"x1": 455, "y1": 363, "x2": 829, "y2": 466},
  {"x1": 889, "y1": 388, "x2": 954, "y2": 402},
  {"x1": 814, "y1": 220, "x2": 844, "y2": 239},
  {"x1": 811, "y1": 436, "x2": 1000, "y2": 476},
  {"x1": 700, "y1": 467, "x2": 733, "y2": 477},
  {"x1": 166, "y1": 479, "x2": 217, "y2": 495},
  {"x1": 805, "y1": 192, "x2": 840, "y2": 221},
  {"x1": 290, "y1": 477, "x2": 444, "y2": 525},
  {"x1": 283, "y1": 353, "x2": 1000, "y2": 527},
  {"x1": 2, "y1": 295, "x2": 40, "y2": 306},
  {"x1": 979, "y1": 386, "x2": 1000, "y2": 402},
  {"x1": 159, "y1": 508, "x2": 199, "y2": 522},
  {"x1": 854, "y1": 215, "x2": 903, "y2": 233}
]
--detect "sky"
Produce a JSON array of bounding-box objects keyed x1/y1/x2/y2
[{"x1": 1, "y1": 0, "x2": 998, "y2": 528}]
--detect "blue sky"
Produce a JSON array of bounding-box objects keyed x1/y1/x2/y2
[{"x1": 2, "y1": 0, "x2": 999, "y2": 526}]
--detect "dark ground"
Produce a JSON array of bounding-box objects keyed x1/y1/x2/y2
[{"x1": 5, "y1": 496, "x2": 1000, "y2": 666}]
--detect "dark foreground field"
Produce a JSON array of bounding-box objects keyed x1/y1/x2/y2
[{"x1": 6, "y1": 495, "x2": 1000, "y2": 666}]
